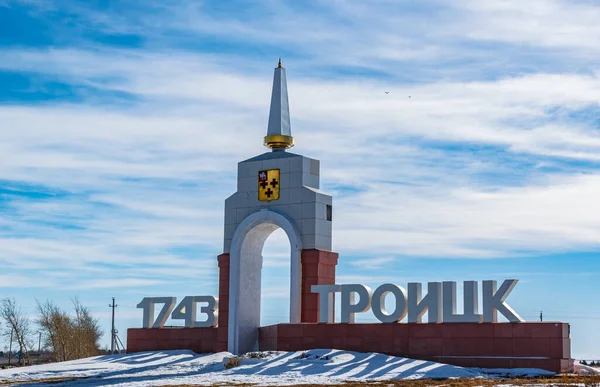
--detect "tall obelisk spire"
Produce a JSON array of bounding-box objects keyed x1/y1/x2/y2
[{"x1": 264, "y1": 58, "x2": 294, "y2": 151}]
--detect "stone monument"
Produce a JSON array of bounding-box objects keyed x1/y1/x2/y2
[
  {"x1": 221, "y1": 59, "x2": 337, "y2": 354},
  {"x1": 126, "y1": 60, "x2": 573, "y2": 374}
]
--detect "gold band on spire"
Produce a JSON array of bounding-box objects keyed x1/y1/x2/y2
[
  {"x1": 264, "y1": 134, "x2": 294, "y2": 149},
  {"x1": 278, "y1": 58, "x2": 282, "y2": 68}
]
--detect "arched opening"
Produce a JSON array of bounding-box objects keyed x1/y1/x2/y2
[
  {"x1": 228, "y1": 210, "x2": 302, "y2": 354},
  {"x1": 261, "y1": 228, "x2": 291, "y2": 327}
]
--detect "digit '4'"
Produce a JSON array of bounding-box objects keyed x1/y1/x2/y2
[{"x1": 171, "y1": 296, "x2": 219, "y2": 328}]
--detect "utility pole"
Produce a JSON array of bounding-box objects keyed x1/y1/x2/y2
[
  {"x1": 8, "y1": 328, "x2": 13, "y2": 365},
  {"x1": 109, "y1": 297, "x2": 117, "y2": 354},
  {"x1": 540, "y1": 311, "x2": 543, "y2": 322},
  {"x1": 38, "y1": 332, "x2": 42, "y2": 352}
]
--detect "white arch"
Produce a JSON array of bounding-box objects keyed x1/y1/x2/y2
[{"x1": 228, "y1": 209, "x2": 303, "y2": 354}]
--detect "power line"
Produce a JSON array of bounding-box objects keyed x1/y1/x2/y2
[{"x1": 522, "y1": 315, "x2": 600, "y2": 320}]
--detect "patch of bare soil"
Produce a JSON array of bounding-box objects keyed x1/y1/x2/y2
[
  {"x1": 0, "y1": 377, "x2": 80, "y2": 386},
  {"x1": 161, "y1": 375, "x2": 600, "y2": 387}
]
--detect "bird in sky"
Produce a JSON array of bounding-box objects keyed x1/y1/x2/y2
[{"x1": 384, "y1": 91, "x2": 389, "y2": 94}]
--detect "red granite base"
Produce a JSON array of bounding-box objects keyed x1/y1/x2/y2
[
  {"x1": 301, "y1": 249, "x2": 338, "y2": 322},
  {"x1": 127, "y1": 327, "x2": 219, "y2": 354},
  {"x1": 127, "y1": 323, "x2": 572, "y2": 373},
  {"x1": 258, "y1": 322, "x2": 573, "y2": 373}
]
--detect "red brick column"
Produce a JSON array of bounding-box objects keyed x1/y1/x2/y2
[
  {"x1": 301, "y1": 249, "x2": 338, "y2": 323},
  {"x1": 217, "y1": 253, "x2": 230, "y2": 352}
]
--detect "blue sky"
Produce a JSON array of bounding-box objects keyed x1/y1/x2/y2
[{"x1": 1, "y1": 0, "x2": 600, "y2": 358}]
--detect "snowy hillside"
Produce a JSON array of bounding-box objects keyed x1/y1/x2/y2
[{"x1": 0, "y1": 349, "x2": 557, "y2": 386}]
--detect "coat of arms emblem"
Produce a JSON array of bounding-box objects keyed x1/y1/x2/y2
[{"x1": 258, "y1": 169, "x2": 280, "y2": 201}]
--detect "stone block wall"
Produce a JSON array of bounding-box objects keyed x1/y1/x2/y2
[
  {"x1": 127, "y1": 327, "x2": 218, "y2": 354},
  {"x1": 257, "y1": 322, "x2": 573, "y2": 373}
]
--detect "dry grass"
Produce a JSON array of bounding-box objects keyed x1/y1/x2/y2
[
  {"x1": 224, "y1": 355, "x2": 244, "y2": 369},
  {"x1": 0, "y1": 376, "x2": 80, "y2": 385},
  {"x1": 1, "y1": 375, "x2": 598, "y2": 386},
  {"x1": 156, "y1": 375, "x2": 600, "y2": 387}
]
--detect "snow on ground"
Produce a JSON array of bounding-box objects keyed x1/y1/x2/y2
[
  {"x1": 574, "y1": 361, "x2": 600, "y2": 376},
  {"x1": 0, "y1": 349, "x2": 555, "y2": 386}
]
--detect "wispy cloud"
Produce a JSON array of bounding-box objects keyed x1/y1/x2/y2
[
  {"x1": 1, "y1": 31, "x2": 599, "y2": 277},
  {"x1": 348, "y1": 256, "x2": 395, "y2": 269}
]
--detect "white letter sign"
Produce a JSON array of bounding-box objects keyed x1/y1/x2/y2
[
  {"x1": 308, "y1": 279, "x2": 523, "y2": 324},
  {"x1": 137, "y1": 296, "x2": 218, "y2": 328},
  {"x1": 311, "y1": 285, "x2": 341, "y2": 323},
  {"x1": 408, "y1": 282, "x2": 442, "y2": 323},
  {"x1": 171, "y1": 296, "x2": 219, "y2": 328},
  {"x1": 482, "y1": 279, "x2": 524, "y2": 323},
  {"x1": 136, "y1": 297, "x2": 176, "y2": 328},
  {"x1": 371, "y1": 283, "x2": 408, "y2": 323},
  {"x1": 442, "y1": 281, "x2": 482, "y2": 323},
  {"x1": 341, "y1": 284, "x2": 372, "y2": 323}
]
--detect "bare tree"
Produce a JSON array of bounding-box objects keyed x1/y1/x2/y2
[
  {"x1": 37, "y1": 299, "x2": 73, "y2": 362},
  {"x1": 37, "y1": 299, "x2": 102, "y2": 362},
  {"x1": 72, "y1": 298, "x2": 102, "y2": 358},
  {"x1": 1, "y1": 298, "x2": 32, "y2": 365}
]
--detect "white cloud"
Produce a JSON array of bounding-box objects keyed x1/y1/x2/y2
[
  {"x1": 67, "y1": 278, "x2": 168, "y2": 290},
  {"x1": 348, "y1": 256, "x2": 395, "y2": 269},
  {"x1": 0, "y1": 274, "x2": 55, "y2": 288},
  {"x1": 1, "y1": 46, "x2": 600, "y2": 268},
  {"x1": 335, "y1": 173, "x2": 600, "y2": 256},
  {"x1": 455, "y1": 0, "x2": 600, "y2": 52}
]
